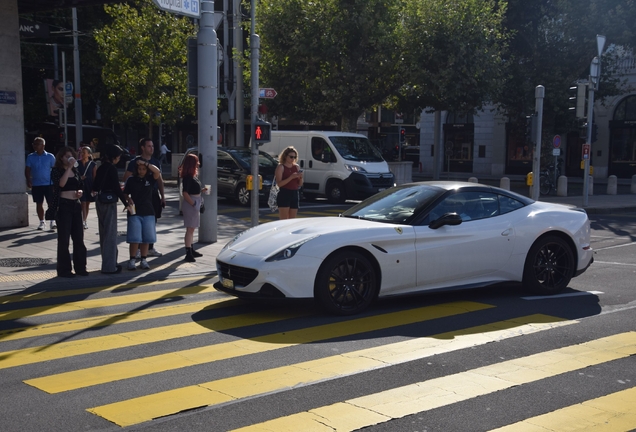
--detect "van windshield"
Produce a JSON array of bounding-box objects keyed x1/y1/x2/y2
[{"x1": 329, "y1": 136, "x2": 384, "y2": 162}]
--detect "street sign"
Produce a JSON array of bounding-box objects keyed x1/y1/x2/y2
[
  {"x1": 65, "y1": 82, "x2": 73, "y2": 95},
  {"x1": 152, "y1": 0, "x2": 200, "y2": 18},
  {"x1": 259, "y1": 88, "x2": 277, "y2": 99},
  {"x1": 553, "y1": 134, "x2": 561, "y2": 148},
  {"x1": 552, "y1": 148, "x2": 560, "y2": 156},
  {"x1": 582, "y1": 143, "x2": 591, "y2": 160}
]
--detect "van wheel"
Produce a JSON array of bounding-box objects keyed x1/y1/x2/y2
[
  {"x1": 235, "y1": 183, "x2": 250, "y2": 206},
  {"x1": 326, "y1": 181, "x2": 346, "y2": 204}
]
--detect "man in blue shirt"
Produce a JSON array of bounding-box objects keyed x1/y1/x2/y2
[
  {"x1": 25, "y1": 137, "x2": 57, "y2": 231},
  {"x1": 123, "y1": 138, "x2": 166, "y2": 257}
]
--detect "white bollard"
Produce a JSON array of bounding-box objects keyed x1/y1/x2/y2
[
  {"x1": 557, "y1": 175, "x2": 568, "y2": 196},
  {"x1": 607, "y1": 175, "x2": 618, "y2": 195},
  {"x1": 468, "y1": 177, "x2": 478, "y2": 183},
  {"x1": 588, "y1": 175, "x2": 594, "y2": 196},
  {"x1": 500, "y1": 177, "x2": 510, "y2": 190},
  {"x1": 632, "y1": 175, "x2": 636, "y2": 194}
]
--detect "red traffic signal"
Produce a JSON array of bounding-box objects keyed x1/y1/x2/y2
[
  {"x1": 253, "y1": 120, "x2": 271, "y2": 144},
  {"x1": 399, "y1": 127, "x2": 406, "y2": 143}
]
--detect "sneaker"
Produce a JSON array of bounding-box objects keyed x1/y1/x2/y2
[
  {"x1": 127, "y1": 259, "x2": 136, "y2": 271},
  {"x1": 135, "y1": 250, "x2": 141, "y2": 260},
  {"x1": 83, "y1": 221, "x2": 88, "y2": 230},
  {"x1": 147, "y1": 248, "x2": 163, "y2": 257},
  {"x1": 140, "y1": 259, "x2": 150, "y2": 270},
  {"x1": 50, "y1": 221, "x2": 57, "y2": 230},
  {"x1": 37, "y1": 221, "x2": 45, "y2": 230}
]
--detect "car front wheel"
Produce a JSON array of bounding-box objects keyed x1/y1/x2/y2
[
  {"x1": 326, "y1": 180, "x2": 346, "y2": 204},
  {"x1": 315, "y1": 250, "x2": 378, "y2": 315},
  {"x1": 523, "y1": 235, "x2": 574, "y2": 294},
  {"x1": 235, "y1": 183, "x2": 250, "y2": 206}
]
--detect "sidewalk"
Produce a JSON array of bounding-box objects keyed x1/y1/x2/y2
[{"x1": 0, "y1": 183, "x2": 634, "y2": 291}]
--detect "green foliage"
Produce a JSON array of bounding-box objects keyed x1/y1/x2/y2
[
  {"x1": 94, "y1": 0, "x2": 195, "y2": 128},
  {"x1": 256, "y1": 0, "x2": 404, "y2": 131}
]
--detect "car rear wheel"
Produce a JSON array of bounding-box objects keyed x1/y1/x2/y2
[
  {"x1": 315, "y1": 250, "x2": 378, "y2": 315},
  {"x1": 326, "y1": 180, "x2": 346, "y2": 204},
  {"x1": 523, "y1": 235, "x2": 574, "y2": 294},
  {"x1": 235, "y1": 183, "x2": 250, "y2": 206}
]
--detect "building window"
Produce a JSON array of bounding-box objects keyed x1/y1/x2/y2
[{"x1": 609, "y1": 95, "x2": 636, "y2": 178}]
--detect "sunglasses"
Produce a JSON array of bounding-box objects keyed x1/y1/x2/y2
[{"x1": 288, "y1": 155, "x2": 297, "y2": 159}]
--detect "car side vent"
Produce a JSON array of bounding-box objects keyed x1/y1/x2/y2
[{"x1": 372, "y1": 244, "x2": 388, "y2": 253}]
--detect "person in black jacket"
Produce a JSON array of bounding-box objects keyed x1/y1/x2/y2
[
  {"x1": 50, "y1": 146, "x2": 88, "y2": 278},
  {"x1": 92, "y1": 145, "x2": 132, "y2": 274}
]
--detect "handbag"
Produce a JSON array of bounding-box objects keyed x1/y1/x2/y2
[
  {"x1": 97, "y1": 164, "x2": 119, "y2": 204},
  {"x1": 268, "y1": 179, "x2": 279, "y2": 212},
  {"x1": 199, "y1": 197, "x2": 205, "y2": 214}
]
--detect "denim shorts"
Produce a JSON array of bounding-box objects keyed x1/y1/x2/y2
[{"x1": 126, "y1": 215, "x2": 157, "y2": 244}]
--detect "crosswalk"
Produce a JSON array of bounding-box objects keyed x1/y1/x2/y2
[{"x1": 0, "y1": 276, "x2": 634, "y2": 431}]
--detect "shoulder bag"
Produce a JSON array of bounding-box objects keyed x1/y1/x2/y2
[
  {"x1": 97, "y1": 164, "x2": 119, "y2": 204},
  {"x1": 268, "y1": 178, "x2": 279, "y2": 212}
]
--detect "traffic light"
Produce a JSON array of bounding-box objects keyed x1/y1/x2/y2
[
  {"x1": 253, "y1": 120, "x2": 271, "y2": 145},
  {"x1": 569, "y1": 82, "x2": 587, "y2": 119},
  {"x1": 525, "y1": 114, "x2": 537, "y2": 145},
  {"x1": 398, "y1": 127, "x2": 405, "y2": 144}
]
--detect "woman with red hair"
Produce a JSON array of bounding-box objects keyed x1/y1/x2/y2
[{"x1": 179, "y1": 153, "x2": 205, "y2": 262}]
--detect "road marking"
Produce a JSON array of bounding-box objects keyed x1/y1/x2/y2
[
  {"x1": 0, "y1": 275, "x2": 213, "y2": 305},
  {"x1": 0, "y1": 298, "x2": 240, "y2": 342},
  {"x1": 593, "y1": 260, "x2": 636, "y2": 267},
  {"x1": 0, "y1": 285, "x2": 218, "y2": 322},
  {"x1": 521, "y1": 291, "x2": 603, "y2": 300},
  {"x1": 85, "y1": 312, "x2": 568, "y2": 427},
  {"x1": 32, "y1": 302, "x2": 491, "y2": 394},
  {"x1": 490, "y1": 386, "x2": 636, "y2": 431},
  {"x1": 229, "y1": 332, "x2": 636, "y2": 432},
  {"x1": 0, "y1": 309, "x2": 305, "y2": 370},
  {"x1": 595, "y1": 242, "x2": 636, "y2": 251}
]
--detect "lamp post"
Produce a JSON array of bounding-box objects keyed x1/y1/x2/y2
[{"x1": 583, "y1": 35, "x2": 605, "y2": 207}]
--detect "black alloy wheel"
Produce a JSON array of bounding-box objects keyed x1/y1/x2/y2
[
  {"x1": 523, "y1": 235, "x2": 574, "y2": 293},
  {"x1": 315, "y1": 251, "x2": 378, "y2": 315}
]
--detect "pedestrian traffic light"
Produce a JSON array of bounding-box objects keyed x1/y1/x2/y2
[
  {"x1": 253, "y1": 120, "x2": 271, "y2": 145},
  {"x1": 569, "y1": 82, "x2": 587, "y2": 119},
  {"x1": 398, "y1": 127, "x2": 405, "y2": 144}
]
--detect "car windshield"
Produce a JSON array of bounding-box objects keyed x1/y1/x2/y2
[
  {"x1": 342, "y1": 184, "x2": 443, "y2": 224},
  {"x1": 329, "y1": 136, "x2": 384, "y2": 162},
  {"x1": 229, "y1": 149, "x2": 278, "y2": 170}
]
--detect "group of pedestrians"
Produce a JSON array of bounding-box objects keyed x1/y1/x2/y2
[{"x1": 24, "y1": 137, "x2": 184, "y2": 278}]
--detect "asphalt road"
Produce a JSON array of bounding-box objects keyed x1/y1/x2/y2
[{"x1": 0, "y1": 213, "x2": 634, "y2": 431}]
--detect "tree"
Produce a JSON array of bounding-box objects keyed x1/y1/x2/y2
[
  {"x1": 256, "y1": 0, "x2": 404, "y2": 131},
  {"x1": 94, "y1": 0, "x2": 195, "y2": 135},
  {"x1": 396, "y1": 0, "x2": 508, "y2": 115}
]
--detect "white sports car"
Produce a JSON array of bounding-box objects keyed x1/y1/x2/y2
[{"x1": 214, "y1": 181, "x2": 594, "y2": 315}]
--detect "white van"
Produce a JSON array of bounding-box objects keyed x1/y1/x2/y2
[{"x1": 259, "y1": 131, "x2": 395, "y2": 203}]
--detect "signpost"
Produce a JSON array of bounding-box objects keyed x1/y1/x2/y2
[
  {"x1": 259, "y1": 88, "x2": 277, "y2": 99},
  {"x1": 152, "y1": 0, "x2": 200, "y2": 18},
  {"x1": 552, "y1": 135, "x2": 561, "y2": 186}
]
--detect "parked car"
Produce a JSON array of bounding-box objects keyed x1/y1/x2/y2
[
  {"x1": 214, "y1": 181, "x2": 594, "y2": 315},
  {"x1": 180, "y1": 146, "x2": 278, "y2": 206}
]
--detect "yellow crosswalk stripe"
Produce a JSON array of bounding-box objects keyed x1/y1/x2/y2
[
  {"x1": 490, "y1": 386, "x2": 636, "y2": 431},
  {"x1": 85, "y1": 302, "x2": 498, "y2": 426},
  {"x1": 0, "y1": 298, "x2": 241, "y2": 342},
  {"x1": 0, "y1": 309, "x2": 305, "y2": 369},
  {"x1": 33, "y1": 301, "x2": 492, "y2": 395},
  {"x1": 0, "y1": 275, "x2": 213, "y2": 305},
  {"x1": 0, "y1": 285, "x2": 218, "y2": 322},
  {"x1": 229, "y1": 332, "x2": 636, "y2": 432}
]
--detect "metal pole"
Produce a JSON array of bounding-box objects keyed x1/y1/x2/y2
[
  {"x1": 72, "y1": 8, "x2": 83, "y2": 147},
  {"x1": 250, "y1": 0, "x2": 260, "y2": 227},
  {"x1": 198, "y1": 0, "x2": 219, "y2": 243},
  {"x1": 53, "y1": 44, "x2": 59, "y2": 80},
  {"x1": 531, "y1": 85, "x2": 545, "y2": 200},
  {"x1": 62, "y1": 51, "x2": 68, "y2": 147},
  {"x1": 583, "y1": 61, "x2": 597, "y2": 207},
  {"x1": 235, "y1": 0, "x2": 244, "y2": 147},
  {"x1": 432, "y1": 110, "x2": 441, "y2": 180}
]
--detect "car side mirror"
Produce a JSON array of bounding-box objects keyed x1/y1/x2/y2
[{"x1": 429, "y1": 212, "x2": 462, "y2": 229}]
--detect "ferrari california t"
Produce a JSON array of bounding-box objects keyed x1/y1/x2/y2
[{"x1": 214, "y1": 181, "x2": 594, "y2": 315}]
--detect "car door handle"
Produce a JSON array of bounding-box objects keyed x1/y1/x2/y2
[{"x1": 501, "y1": 228, "x2": 512, "y2": 236}]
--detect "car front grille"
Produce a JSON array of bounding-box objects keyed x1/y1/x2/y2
[
  {"x1": 367, "y1": 173, "x2": 395, "y2": 188},
  {"x1": 216, "y1": 260, "x2": 259, "y2": 287}
]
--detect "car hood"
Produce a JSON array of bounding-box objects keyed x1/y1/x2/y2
[{"x1": 224, "y1": 217, "x2": 388, "y2": 257}]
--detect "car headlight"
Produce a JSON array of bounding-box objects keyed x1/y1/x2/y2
[
  {"x1": 265, "y1": 236, "x2": 319, "y2": 262},
  {"x1": 221, "y1": 227, "x2": 255, "y2": 252},
  {"x1": 344, "y1": 164, "x2": 367, "y2": 173}
]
